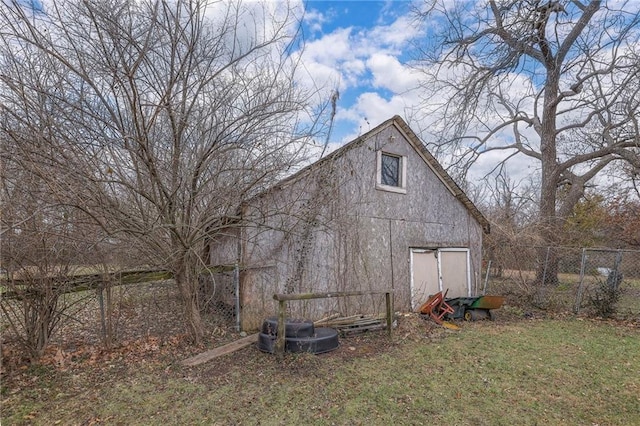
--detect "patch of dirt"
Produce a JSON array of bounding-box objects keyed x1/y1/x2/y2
[
  {"x1": 1, "y1": 310, "x2": 438, "y2": 385},
  {"x1": 188, "y1": 313, "x2": 451, "y2": 388}
]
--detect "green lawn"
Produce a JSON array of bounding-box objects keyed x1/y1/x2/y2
[{"x1": 2, "y1": 317, "x2": 639, "y2": 425}]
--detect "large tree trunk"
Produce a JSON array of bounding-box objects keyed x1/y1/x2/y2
[
  {"x1": 536, "y1": 179, "x2": 561, "y2": 287},
  {"x1": 535, "y1": 68, "x2": 562, "y2": 288}
]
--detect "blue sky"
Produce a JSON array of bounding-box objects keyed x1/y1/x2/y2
[
  {"x1": 297, "y1": 0, "x2": 422, "y2": 145},
  {"x1": 291, "y1": 0, "x2": 551, "y2": 186}
]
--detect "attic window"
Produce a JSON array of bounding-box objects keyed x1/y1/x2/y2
[{"x1": 376, "y1": 151, "x2": 406, "y2": 194}]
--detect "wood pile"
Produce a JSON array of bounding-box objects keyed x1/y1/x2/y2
[{"x1": 314, "y1": 313, "x2": 395, "y2": 336}]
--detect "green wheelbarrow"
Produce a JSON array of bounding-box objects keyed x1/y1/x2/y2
[{"x1": 444, "y1": 295, "x2": 505, "y2": 321}]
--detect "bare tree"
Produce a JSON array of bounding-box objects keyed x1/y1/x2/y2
[
  {"x1": 1, "y1": 0, "x2": 319, "y2": 343},
  {"x1": 412, "y1": 0, "x2": 640, "y2": 285}
]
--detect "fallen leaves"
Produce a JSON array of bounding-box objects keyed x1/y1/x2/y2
[{"x1": 32, "y1": 334, "x2": 192, "y2": 372}]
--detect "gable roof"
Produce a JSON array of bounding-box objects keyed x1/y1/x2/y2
[
  {"x1": 266, "y1": 115, "x2": 490, "y2": 234},
  {"x1": 390, "y1": 116, "x2": 490, "y2": 234}
]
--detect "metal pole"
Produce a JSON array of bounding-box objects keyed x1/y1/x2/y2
[
  {"x1": 234, "y1": 263, "x2": 240, "y2": 331},
  {"x1": 483, "y1": 260, "x2": 492, "y2": 295},
  {"x1": 574, "y1": 248, "x2": 587, "y2": 314}
]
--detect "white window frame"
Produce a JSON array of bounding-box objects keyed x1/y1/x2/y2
[{"x1": 376, "y1": 151, "x2": 407, "y2": 194}]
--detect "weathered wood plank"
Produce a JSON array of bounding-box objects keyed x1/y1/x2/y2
[
  {"x1": 339, "y1": 322, "x2": 389, "y2": 336},
  {"x1": 273, "y1": 290, "x2": 393, "y2": 301},
  {"x1": 313, "y1": 313, "x2": 341, "y2": 325},
  {"x1": 276, "y1": 300, "x2": 287, "y2": 361},
  {"x1": 181, "y1": 333, "x2": 259, "y2": 366}
]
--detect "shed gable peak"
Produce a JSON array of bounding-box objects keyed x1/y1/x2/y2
[{"x1": 264, "y1": 116, "x2": 489, "y2": 234}]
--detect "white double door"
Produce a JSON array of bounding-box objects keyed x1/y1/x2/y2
[{"x1": 410, "y1": 248, "x2": 470, "y2": 311}]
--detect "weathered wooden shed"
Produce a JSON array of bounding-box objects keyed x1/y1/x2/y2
[{"x1": 208, "y1": 116, "x2": 489, "y2": 329}]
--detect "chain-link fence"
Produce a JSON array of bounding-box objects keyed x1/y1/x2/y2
[
  {"x1": 199, "y1": 266, "x2": 240, "y2": 330},
  {"x1": 0, "y1": 279, "x2": 185, "y2": 352},
  {"x1": 573, "y1": 248, "x2": 640, "y2": 317},
  {"x1": 485, "y1": 246, "x2": 640, "y2": 318}
]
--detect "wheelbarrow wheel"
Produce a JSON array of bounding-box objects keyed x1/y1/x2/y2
[
  {"x1": 464, "y1": 309, "x2": 489, "y2": 321},
  {"x1": 463, "y1": 309, "x2": 474, "y2": 321}
]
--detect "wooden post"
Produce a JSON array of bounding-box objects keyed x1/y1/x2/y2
[
  {"x1": 385, "y1": 291, "x2": 393, "y2": 337},
  {"x1": 276, "y1": 299, "x2": 286, "y2": 360}
]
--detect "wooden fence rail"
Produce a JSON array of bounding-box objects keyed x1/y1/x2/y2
[
  {"x1": 0, "y1": 265, "x2": 237, "y2": 299},
  {"x1": 0, "y1": 270, "x2": 173, "y2": 299}
]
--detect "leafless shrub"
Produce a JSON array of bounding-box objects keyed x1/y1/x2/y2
[{"x1": 1, "y1": 0, "x2": 324, "y2": 344}]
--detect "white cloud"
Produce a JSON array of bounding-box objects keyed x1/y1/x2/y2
[
  {"x1": 303, "y1": 8, "x2": 329, "y2": 33},
  {"x1": 293, "y1": 2, "x2": 425, "y2": 92},
  {"x1": 292, "y1": 27, "x2": 359, "y2": 95},
  {"x1": 367, "y1": 53, "x2": 421, "y2": 93},
  {"x1": 301, "y1": 27, "x2": 354, "y2": 67},
  {"x1": 289, "y1": 2, "x2": 430, "y2": 144},
  {"x1": 368, "y1": 13, "x2": 423, "y2": 47},
  {"x1": 337, "y1": 91, "x2": 414, "y2": 140}
]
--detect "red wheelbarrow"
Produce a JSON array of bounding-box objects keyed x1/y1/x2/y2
[{"x1": 418, "y1": 290, "x2": 455, "y2": 325}]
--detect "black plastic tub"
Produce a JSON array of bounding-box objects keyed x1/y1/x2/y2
[
  {"x1": 261, "y1": 317, "x2": 315, "y2": 338},
  {"x1": 257, "y1": 327, "x2": 339, "y2": 354}
]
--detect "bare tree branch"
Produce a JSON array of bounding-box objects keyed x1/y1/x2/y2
[{"x1": 412, "y1": 0, "x2": 640, "y2": 285}]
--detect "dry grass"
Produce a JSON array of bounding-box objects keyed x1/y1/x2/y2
[
  {"x1": 2, "y1": 311, "x2": 640, "y2": 425},
  {"x1": 3, "y1": 277, "x2": 639, "y2": 425}
]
